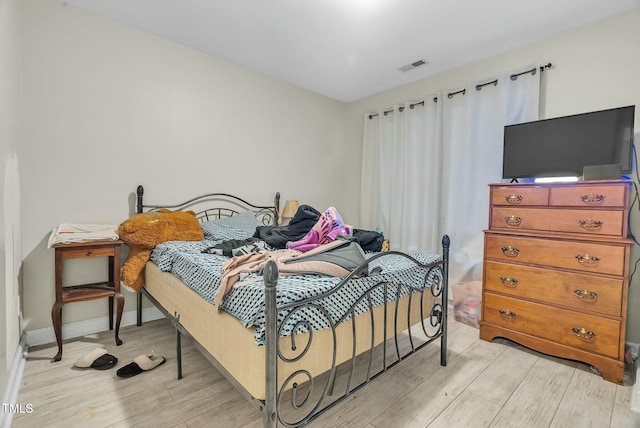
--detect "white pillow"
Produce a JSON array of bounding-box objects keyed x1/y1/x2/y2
[{"x1": 201, "y1": 211, "x2": 259, "y2": 242}]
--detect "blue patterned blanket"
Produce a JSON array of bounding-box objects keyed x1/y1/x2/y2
[{"x1": 150, "y1": 239, "x2": 442, "y2": 344}]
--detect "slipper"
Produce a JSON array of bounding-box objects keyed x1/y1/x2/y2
[
  {"x1": 117, "y1": 355, "x2": 166, "y2": 378},
  {"x1": 90, "y1": 353, "x2": 118, "y2": 370},
  {"x1": 74, "y1": 348, "x2": 118, "y2": 370}
]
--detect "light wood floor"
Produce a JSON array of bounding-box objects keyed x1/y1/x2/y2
[{"x1": 12, "y1": 317, "x2": 640, "y2": 428}]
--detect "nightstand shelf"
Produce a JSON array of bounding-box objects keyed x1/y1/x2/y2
[
  {"x1": 61, "y1": 282, "x2": 117, "y2": 302},
  {"x1": 51, "y1": 240, "x2": 125, "y2": 362}
]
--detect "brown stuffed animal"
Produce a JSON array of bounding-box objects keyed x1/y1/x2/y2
[{"x1": 118, "y1": 209, "x2": 204, "y2": 291}]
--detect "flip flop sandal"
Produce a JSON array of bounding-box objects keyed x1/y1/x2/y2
[
  {"x1": 74, "y1": 348, "x2": 118, "y2": 370},
  {"x1": 117, "y1": 355, "x2": 166, "y2": 378}
]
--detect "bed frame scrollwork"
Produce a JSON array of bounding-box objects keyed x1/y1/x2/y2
[
  {"x1": 133, "y1": 185, "x2": 449, "y2": 428},
  {"x1": 262, "y1": 244, "x2": 449, "y2": 427},
  {"x1": 134, "y1": 185, "x2": 280, "y2": 325}
]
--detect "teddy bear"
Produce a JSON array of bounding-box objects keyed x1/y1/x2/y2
[{"x1": 118, "y1": 209, "x2": 204, "y2": 292}]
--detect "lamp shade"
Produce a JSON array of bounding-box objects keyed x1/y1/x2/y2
[{"x1": 282, "y1": 200, "x2": 299, "y2": 219}]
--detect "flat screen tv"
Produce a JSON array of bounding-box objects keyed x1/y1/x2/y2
[{"x1": 502, "y1": 105, "x2": 635, "y2": 181}]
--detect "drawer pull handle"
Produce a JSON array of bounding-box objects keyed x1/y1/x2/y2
[
  {"x1": 579, "y1": 219, "x2": 603, "y2": 230},
  {"x1": 575, "y1": 254, "x2": 600, "y2": 265},
  {"x1": 572, "y1": 327, "x2": 596, "y2": 340},
  {"x1": 504, "y1": 216, "x2": 522, "y2": 226},
  {"x1": 581, "y1": 193, "x2": 605, "y2": 204},
  {"x1": 574, "y1": 289, "x2": 598, "y2": 301},
  {"x1": 499, "y1": 309, "x2": 516, "y2": 320},
  {"x1": 505, "y1": 194, "x2": 523, "y2": 204},
  {"x1": 500, "y1": 277, "x2": 519, "y2": 288},
  {"x1": 501, "y1": 246, "x2": 519, "y2": 257},
  {"x1": 86, "y1": 250, "x2": 93, "y2": 256}
]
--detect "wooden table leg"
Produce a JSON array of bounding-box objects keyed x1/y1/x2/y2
[
  {"x1": 115, "y1": 292, "x2": 124, "y2": 346},
  {"x1": 108, "y1": 296, "x2": 114, "y2": 330},
  {"x1": 113, "y1": 246, "x2": 123, "y2": 346},
  {"x1": 51, "y1": 301, "x2": 63, "y2": 362},
  {"x1": 52, "y1": 247, "x2": 63, "y2": 362},
  {"x1": 108, "y1": 255, "x2": 115, "y2": 330}
]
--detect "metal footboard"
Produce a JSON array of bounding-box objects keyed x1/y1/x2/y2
[{"x1": 262, "y1": 235, "x2": 449, "y2": 427}]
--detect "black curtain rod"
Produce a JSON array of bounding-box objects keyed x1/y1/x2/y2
[
  {"x1": 447, "y1": 88, "x2": 466, "y2": 99},
  {"x1": 511, "y1": 62, "x2": 552, "y2": 81},
  {"x1": 476, "y1": 79, "x2": 497, "y2": 91},
  {"x1": 368, "y1": 62, "x2": 552, "y2": 119},
  {"x1": 368, "y1": 108, "x2": 395, "y2": 119},
  {"x1": 368, "y1": 99, "x2": 428, "y2": 119}
]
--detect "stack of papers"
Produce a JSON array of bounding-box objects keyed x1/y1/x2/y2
[{"x1": 47, "y1": 224, "x2": 119, "y2": 248}]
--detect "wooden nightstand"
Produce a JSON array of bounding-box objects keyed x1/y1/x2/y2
[{"x1": 51, "y1": 240, "x2": 125, "y2": 362}]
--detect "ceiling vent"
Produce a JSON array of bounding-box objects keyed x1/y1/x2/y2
[{"x1": 398, "y1": 59, "x2": 428, "y2": 72}]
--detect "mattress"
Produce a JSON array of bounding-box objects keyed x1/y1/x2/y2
[
  {"x1": 149, "y1": 239, "x2": 442, "y2": 344},
  {"x1": 144, "y1": 261, "x2": 436, "y2": 400}
]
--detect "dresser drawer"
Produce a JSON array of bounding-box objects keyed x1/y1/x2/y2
[
  {"x1": 550, "y1": 184, "x2": 627, "y2": 208},
  {"x1": 484, "y1": 261, "x2": 623, "y2": 316},
  {"x1": 490, "y1": 207, "x2": 625, "y2": 237},
  {"x1": 483, "y1": 293, "x2": 621, "y2": 358},
  {"x1": 484, "y1": 234, "x2": 626, "y2": 276},
  {"x1": 491, "y1": 186, "x2": 548, "y2": 206}
]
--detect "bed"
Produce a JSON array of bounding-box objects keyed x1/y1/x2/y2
[{"x1": 132, "y1": 185, "x2": 450, "y2": 427}]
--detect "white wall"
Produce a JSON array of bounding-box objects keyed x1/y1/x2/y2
[
  {"x1": 19, "y1": 1, "x2": 640, "y2": 346},
  {"x1": 0, "y1": 0, "x2": 23, "y2": 415},
  {"x1": 20, "y1": 0, "x2": 348, "y2": 334},
  {"x1": 346, "y1": 9, "x2": 640, "y2": 341}
]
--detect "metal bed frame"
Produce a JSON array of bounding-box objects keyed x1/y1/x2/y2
[{"x1": 133, "y1": 185, "x2": 449, "y2": 427}]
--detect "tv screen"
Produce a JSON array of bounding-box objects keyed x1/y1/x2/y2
[{"x1": 502, "y1": 105, "x2": 635, "y2": 180}]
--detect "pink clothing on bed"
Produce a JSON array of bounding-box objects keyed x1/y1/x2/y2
[
  {"x1": 216, "y1": 249, "x2": 300, "y2": 306},
  {"x1": 286, "y1": 207, "x2": 352, "y2": 252}
]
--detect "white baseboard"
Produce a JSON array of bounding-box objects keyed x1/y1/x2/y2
[
  {"x1": 0, "y1": 336, "x2": 27, "y2": 428},
  {"x1": 24, "y1": 307, "x2": 164, "y2": 347}
]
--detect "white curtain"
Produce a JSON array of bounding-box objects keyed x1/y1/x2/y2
[
  {"x1": 361, "y1": 97, "x2": 443, "y2": 253},
  {"x1": 361, "y1": 65, "x2": 540, "y2": 283},
  {"x1": 441, "y1": 67, "x2": 540, "y2": 284}
]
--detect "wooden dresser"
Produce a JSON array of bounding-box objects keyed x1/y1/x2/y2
[{"x1": 480, "y1": 180, "x2": 633, "y2": 384}]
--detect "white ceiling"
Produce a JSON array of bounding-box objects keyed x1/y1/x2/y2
[{"x1": 64, "y1": 0, "x2": 640, "y2": 103}]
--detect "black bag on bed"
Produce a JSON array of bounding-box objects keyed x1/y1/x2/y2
[
  {"x1": 282, "y1": 236, "x2": 374, "y2": 277},
  {"x1": 353, "y1": 229, "x2": 384, "y2": 252},
  {"x1": 254, "y1": 204, "x2": 321, "y2": 249}
]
